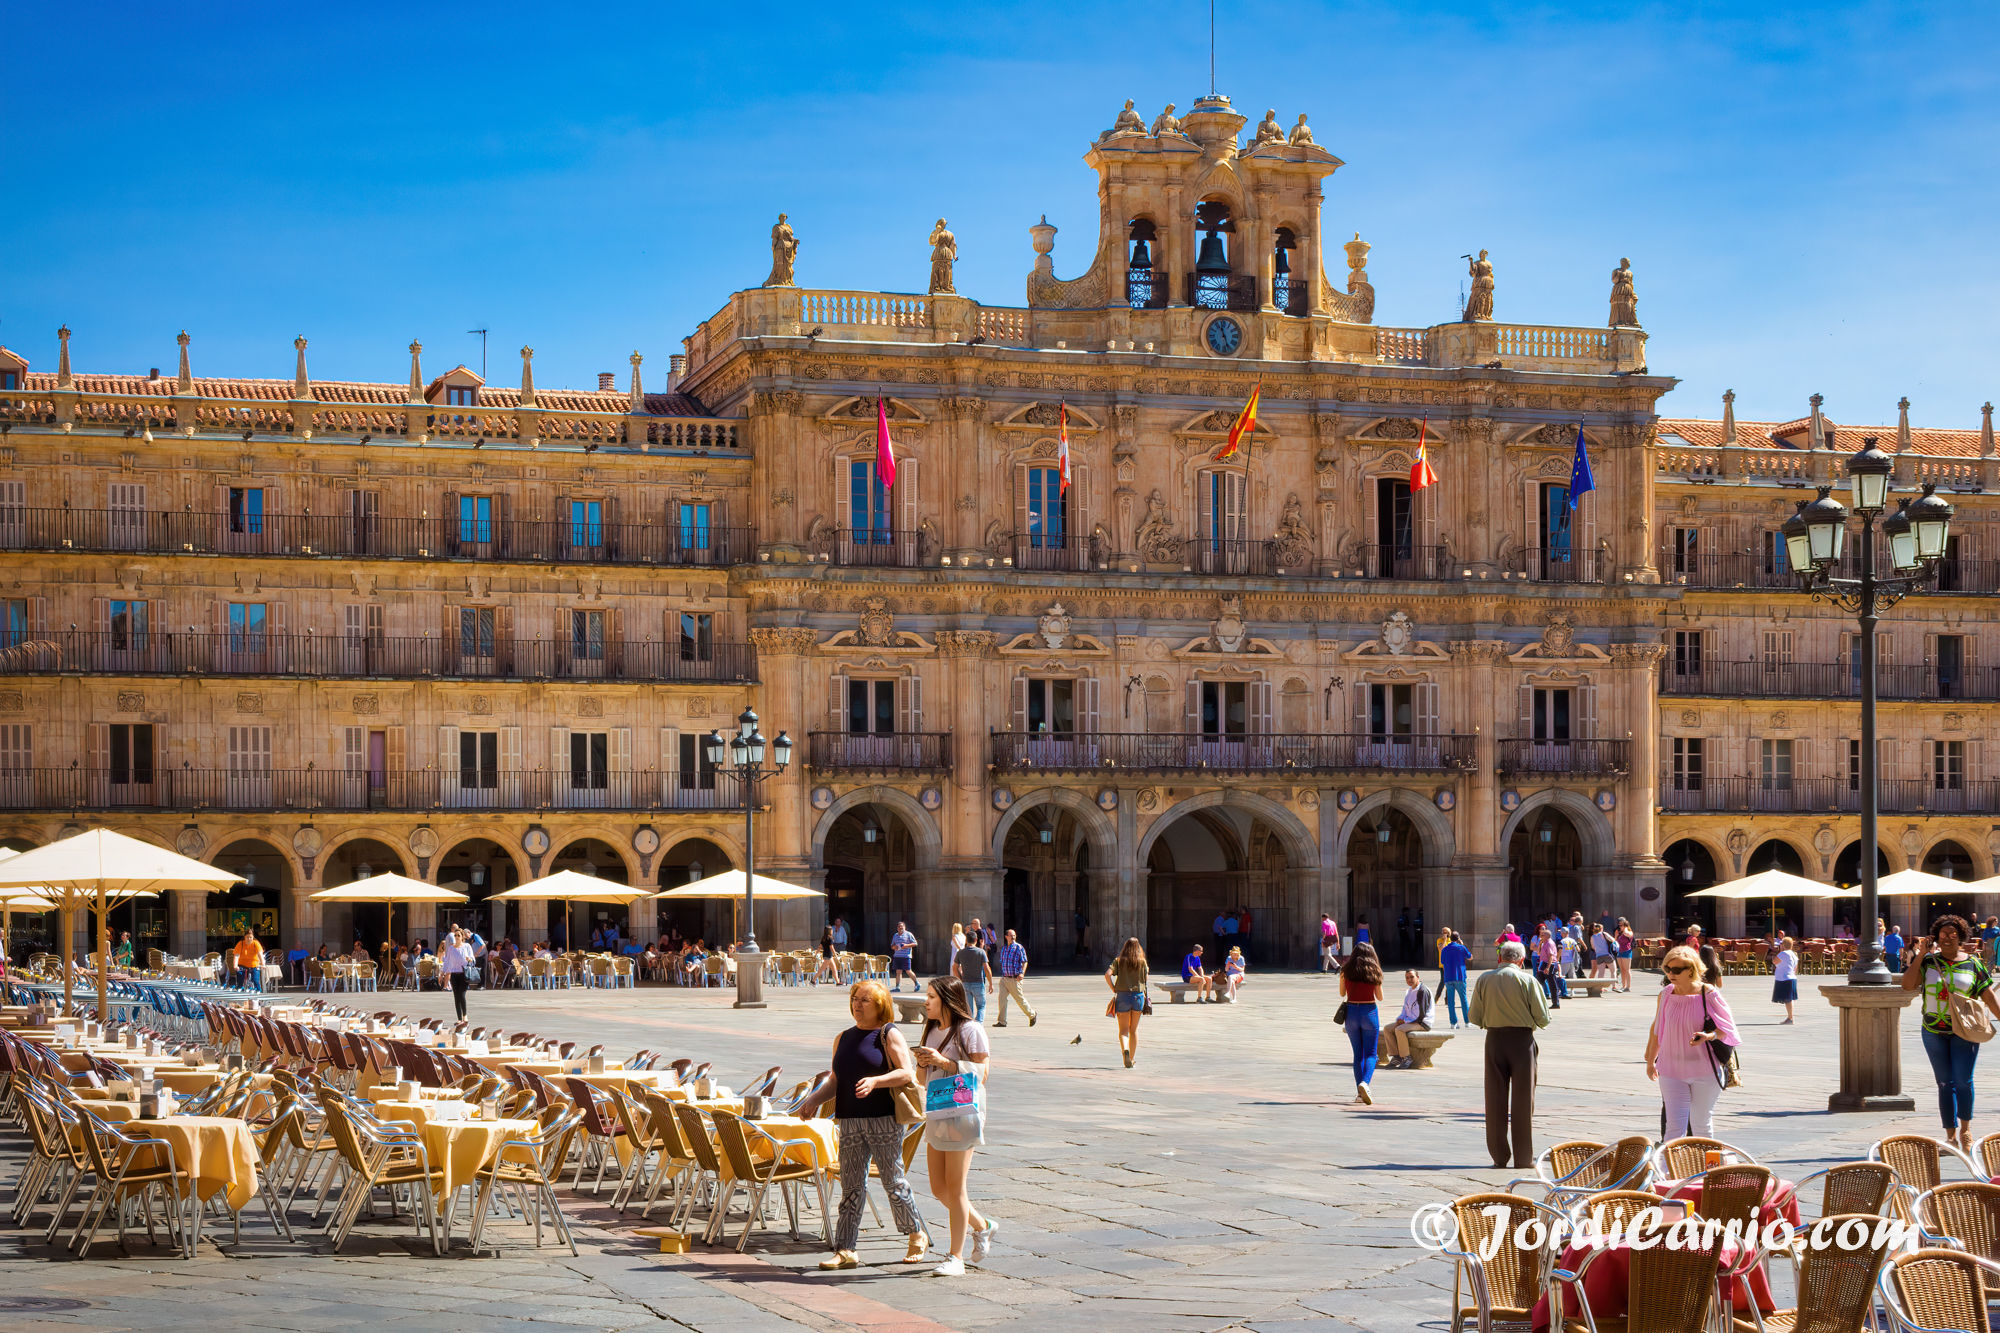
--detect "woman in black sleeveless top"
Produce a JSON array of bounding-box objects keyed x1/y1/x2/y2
[{"x1": 812, "y1": 979, "x2": 929, "y2": 1268}]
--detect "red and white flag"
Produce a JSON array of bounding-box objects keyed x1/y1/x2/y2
[
  {"x1": 874, "y1": 396, "x2": 897, "y2": 489},
  {"x1": 1410, "y1": 416, "x2": 1439, "y2": 492},
  {"x1": 1057, "y1": 401, "x2": 1072, "y2": 493}
]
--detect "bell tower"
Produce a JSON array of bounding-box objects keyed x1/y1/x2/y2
[{"x1": 1025, "y1": 94, "x2": 1354, "y2": 361}]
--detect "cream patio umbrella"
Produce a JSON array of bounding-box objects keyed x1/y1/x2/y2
[
  {"x1": 1871, "y1": 868, "x2": 1981, "y2": 897},
  {"x1": 492, "y1": 870, "x2": 652, "y2": 951},
  {"x1": 1688, "y1": 868, "x2": 1854, "y2": 940},
  {"x1": 0, "y1": 829, "x2": 241, "y2": 1016},
  {"x1": 309, "y1": 873, "x2": 471, "y2": 905},
  {"x1": 654, "y1": 870, "x2": 823, "y2": 948},
  {"x1": 0, "y1": 850, "x2": 57, "y2": 975}
]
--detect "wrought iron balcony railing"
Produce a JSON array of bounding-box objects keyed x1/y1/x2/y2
[
  {"x1": 1495, "y1": 738, "x2": 1630, "y2": 776},
  {"x1": 806, "y1": 732, "x2": 953, "y2": 774},
  {"x1": 990, "y1": 731, "x2": 1477, "y2": 775},
  {"x1": 0, "y1": 768, "x2": 751, "y2": 814}
]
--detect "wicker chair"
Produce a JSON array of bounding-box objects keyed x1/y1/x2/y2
[
  {"x1": 1689, "y1": 1163, "x2": 1773, "y2": 1229},
  {"x1": 1442, "y1": 1192, "x2": 1564, "y2": 1333},
  {"x1": 1570, "y1": 1189, "x2": 1667, "y2": 1237},
  {"x1": 1915, "y1": 1180, "x2": 2000, "y2": 1265},
  {"x1": 1879, "y1": 1249, "x2": 2000, "y2": 1333},
  {"x1": 1871, "y1": 1135, "x2": 1979, "y2": 1217},
  {"x1": 1513, "y1": 1136, "x2": 1655, "y2": 1210},
  {"x1": 1975, "y1": 1132, "x2": 2000, "y2": 1181},
  {"x1": 1549, "y1": 1218, "x2": 1723, "y2": 1333},
  {"x1": 1656, "y1": 1137, "x2": 1759, "y2": 1182},
  {"x1": 1728, "y1": 1212, "x2": 1892, "y2": 1333}
]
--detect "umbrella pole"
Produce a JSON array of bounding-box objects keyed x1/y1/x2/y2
[
  {"x1": 97, "y1": 884, "x2": 110, "y2": 1018},
  {"x1": 61, "y1": 902, "x2": 73, "y2": 1016}
]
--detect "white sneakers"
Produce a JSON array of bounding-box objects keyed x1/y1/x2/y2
[
  {"x1": 932, "y1": 1254, "x2": 966, "y2": 1277},
  {"x1": 970, "y1": 1218, "x2": 998, "y2": 1262}
]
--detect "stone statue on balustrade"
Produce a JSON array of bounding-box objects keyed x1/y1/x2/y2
[
  {"x1": 1288, "y1": 113, "x2": 1315, "y2": 145},
  {"x1": 928, "y1": 219, "x2": 957, "y2": 295},
  {"x1": 1104, "y1": 99, "x2": 1147, "y2": 139},
  {"x1": 764, "y1": 213, "x2": 799, "y2": 288},
  {"x1": 1462, "y1": 249, "x2": 1494, "y2": 323},
  {"x1": 1250, "y1": 109, "x2": 1286, "y2": 147},
  {"x1": 1608, "y1": 257, "x2": 1639, "y2": 327},
  {"x1": 1149, "y1": 103, "x2": 1187, "y2": 138}
]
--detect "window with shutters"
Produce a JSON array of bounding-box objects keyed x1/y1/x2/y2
[
  {"x1": 1669, "y1": 526, "x2": 1698, "y2": 577},
  {"x1": 0, "y1": 370, "x2": 14, "y2": 391},
  {"x1": 1936, "y1": 634, "x2": 1965, "y2": 699},
  {"x1": 1937, "y1": 535, "x2": 1964, "y2": 592},
  {"x1": 1762, "y1": 530, "x2": 1789, "y2": 577},
  {"x1": 676, "y1": 733, "x2": 718, "y2": 791},
  {"x1": 678, "y1": 502, "x2": 712, "y2": 552},
  {"x1": 1375, "y1": 478, "x2": 1414, "y2": 559},
  {"x1": 1025, "y1": 468, "x2": 1066, "y2": 549},
  {"x1": 571, "y1": 611, "x2": 606, "y2": 662},
  {"x1": 460, "y1": 607, "x2": 496, "y2": 661},
  {"x1": 228, "y1": 603, "x2": 267, "y2": 653},
  {"x1": 459, "y1": 731, "x2": 498, "y2": 790},
  {"x1": 0, "y1": 600, "x2": 24, "y2": 649},
  {"x1": 1848, "y1": 739, "x2": 1862, "y2": 791},
  {"x1": 1848, "y1": 632, "x2": 1888, "y2": 692},
  {"x1": 109, "y1": 483, "x2": 146, "y2": 548},
  {"x1": 446, "y1": 385, "x2": 476, "y2": 408},
  {"x1": 848, "y1": 680, "x2": 895, "y2": 735},
  {"x1": 570, "y1": 499, "x2": 603, "y2": 550},
  {"x1": 1368, "y1": 683, "x2": 1413, "y2": 739},
  {"x1": 678, "y1": 612, "x2": 713, "y2": 663},
  {"x1": 1673, "y1": 630, "x2": 1703, "y2": 678},
  {"x1": 0, "y1": 723, "x2": 29, "y2": 804},
  {"x1": 1762, "y1": 630, "x2": 1794, "y2": 673},
  {"x1": 228, "y1": 487, "x2": 264, "y2": 535},
  {"x1": 569, "y1": 731, "x2": 609, "y2": 790},
  {"x1": 1671, "y1": 737, "x2": 1704, "y2": 792},
  {"x1": 1025, "y1": 678, "x2": 1074, "y2": 733},
  {"x1": 1759, "y1": 739, "x2": 1793, "y2": 791},
  {"x1": 109, "y1": 723, "x2": 154, "y2": 786},
  {"x1": 849, "y1": 460, "x2": 892, "y2": 541},
  {"x1": 1201, "y1": 470, "x2": 1249, "y2": 572},
  {"x1": 226, "y1": 725, "x2": 272, "y2": 807},
  {"x1": 109, "y1": 599, "x2": 148, "y2": 651},
  {"x1": 1531, "y1": 688, "x2": 1572, "y2": 742},
  {"x1": 350, "y1": 489, "x2": 380, "y2": 550},
  {"x1": 0, "y1": 480, "x2": 22, "y2": 545},
  {"x1": 458, "y1": 495, "x2": 493, "y2": 545},
  {"x1": 1201, "y1": 681, "x2": 1248, "y2": 737},
  {"x1": 1933, "y1": 740, "x2": 1966, "y2": 791},
  {"x1": 1539, "y1": 483, "x2": 1573, "y2": 555}
]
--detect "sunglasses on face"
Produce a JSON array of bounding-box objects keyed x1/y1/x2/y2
[{"x1": 1665, "y1": 965, "x2": 1691, "y2": 975}]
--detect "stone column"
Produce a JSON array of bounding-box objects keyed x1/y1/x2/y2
[
  {"x1": 285, "y1": 885, "x2": 324, "y2": 955},
  {"x1": 940, "y1": 630, "x2": 997, "y2": 878},
  {"x1": 1716, "y1": 898, "x2": 1746, "y2": 936},
  {"x1": 748, "y1": 627, "x2": 819, "y2": 879},
  {"x1": 943, "y1": 396, "x2": 987, "y2": 558},
  {"x1": 168, "y1": 888, "x2": 207, "y2": 960},
  {"x1": 1804, "y1": 897, "x2": 1833, "y2": 938},
  {"x1": 516, "y1": 898, "x2": 548, "y2": 944},
  {"x1": 408, "y1": 903, "x2": 437, "y2": 946},
  {"x1": 1824, "y1": 985, "x2": 1919, "y2": 1110}
]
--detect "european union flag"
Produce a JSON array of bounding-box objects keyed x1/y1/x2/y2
[{"x1": 1568, "y1": 424, "x2": 1594, "y2": 510}]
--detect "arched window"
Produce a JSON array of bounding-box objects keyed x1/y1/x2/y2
[
  {"x1": 1126, "y1": 219, "x2": 1163, "y2": 309},
  {"x1": 1273, "y1": 227, "x2": 1301, "y2": 313}
]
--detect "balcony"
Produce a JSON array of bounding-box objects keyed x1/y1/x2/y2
[
  {"x1": 0, "y1": 508, "x2": 755, "y2": 569},
  {"x1": 3, "y1": 631, "x2": 757, "y2": 683},
  {"x1": 820, "y1": 529, "x2": 923, "y2": 569},
  {"x1": 1496, "y1": 738, "x2": 1630, "y2": 776},
  {"x1": 990, "y1": 731, "x2": 1477, "y2": 775},
  {"x1": 807, "y1": 732, "x2": 952, "y2": 774},
  {"x1": 1011, "y1": 532, "x2": 1094, "y2": 572},
  {"x1": 1661, "y1": 550, "x2": 1999, "y2": 594},
  {"x1": 1662, "y1": 661, "x2": 2000, "y2": 702},
  {"x1": 1354, "y1": 543, "x2": 1451, "y2": 581},
  {"x1": 1660, "y1": 776, "x2": 2000, "y2": 816},
  {"x1": 0, "y1": 769, "x2": 751, "y2": 815},
  {"x1": 1510, "y1": 546, "x2": 1603, "y2": 584}
]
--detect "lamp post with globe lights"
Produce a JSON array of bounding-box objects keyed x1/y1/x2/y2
[
  {"x1": 704, "y1": 707, "x2": 792, "y2": 1009},
  {"x1": 1782, "y1": 435, "x2": 1953, "y2": 1107}
]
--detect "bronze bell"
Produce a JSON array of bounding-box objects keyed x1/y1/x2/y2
[
  {"x1": 1195, "y1": 229, "x2": 1229, "y2": 273},
  {"x1": 1129, "y1": 237, "x2": 1152, "y2": 268},
  {"x1": 1273, "y1": 244, "x2": 1290, "y2": 276}
]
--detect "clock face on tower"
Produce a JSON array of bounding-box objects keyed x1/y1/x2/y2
[{"x1": 1205, "y1": 316, "x2": 1243, "y2": 356}]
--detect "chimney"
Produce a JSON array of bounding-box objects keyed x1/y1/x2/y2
[
  {"x1": 667, "y1": 354, "x2": 687, "y2": 390},
  {"x1": 148, "y1": 368, "x2": 160, "y2": 381},
  {"x1": 597, "y1": 372, "x2": 615, "y2": 392}
]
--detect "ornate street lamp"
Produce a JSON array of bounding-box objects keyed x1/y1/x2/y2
[
  {"x1": 1788, "y1": 435, "x2": 1953, "y2": 1109},
  {"x1": 704, "y1": 707, "x2": 792, "y2": 1009}
]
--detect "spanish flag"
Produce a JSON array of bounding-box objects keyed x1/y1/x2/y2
[
  {"x1": 1212, "y1": 383, "x2": 1261, "y2": 462},
  {"x1": 1410, "y1": 416, "x2": 1439, "y2": 492},
  {"x1": 1057, "y1": 401, "x2": 1072, "y2": 494}
]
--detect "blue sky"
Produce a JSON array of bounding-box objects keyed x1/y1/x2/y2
[{"x1": 3, "y1": 2, "x2": 1995, "y2": 428}]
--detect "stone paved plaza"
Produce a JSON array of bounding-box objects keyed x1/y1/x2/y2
[{"x1": 0, "y1": 969, "x2": 1963, "y2": 1332}]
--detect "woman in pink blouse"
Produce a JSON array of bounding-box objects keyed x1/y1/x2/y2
[{"x1": 1644, "y1": 944, "x2": 1740, "y2": 1138}]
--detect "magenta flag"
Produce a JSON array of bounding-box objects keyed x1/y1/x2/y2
[{"x1": 875, "y1": 396, "x2": 897, "y2": 488}]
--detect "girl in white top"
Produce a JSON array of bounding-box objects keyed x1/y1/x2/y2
[
  {"x1": 1771, "y1": 936, "x2": 1800, "y2": 1023},
  {"x1": 916, "y1": 975, "x2": 993, "y2": 1277}
]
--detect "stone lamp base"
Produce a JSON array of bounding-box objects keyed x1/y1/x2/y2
[{"x1": 1823, "y1": 983, "x2": 1918, "y2": 1112}]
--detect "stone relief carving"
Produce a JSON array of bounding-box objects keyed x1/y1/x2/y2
[
  {"x1": 1380, "y1": 611, "x2": 1415, "y2": 656},
  {"x1": 1037, "y1": 602, "x2": 1072, "y2": 650},
  {"x1": 1134, "y1": 490, "x2": 1181, "y2": 562},
  {"x1": 1210, "y1": 597, "x2": 1249, "y2": 653},
  {"x1": 1540, "y1": 612, "x2": 1575, "y2": 658},
  {"x1": 856, "y1": 598, "x2": 897, "y2": 647},
  {"x1": 1271, "y1": 494, "x2": 1312, "y2": 569},
  {"x1": 1374, "y1": 417, "x2": 1422, "y2": 439}
]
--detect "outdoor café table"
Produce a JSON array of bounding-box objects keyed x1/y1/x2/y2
[
  {"x1": 125, "y1": 1114, "x2": 260, "y2": 1210},
  {"x1": 372, "y1": 1103, "x2": 539, "y2": 1238},
  {"x1": 165, "y1": 962, "x2": 218, "y2": 983},
  {"x1": 502, "y1": 1059, "x2": 628, "y2": 1078},
  {"x1": 1530, "y1": 1232, "x2": 1772, "y2": 1331}
]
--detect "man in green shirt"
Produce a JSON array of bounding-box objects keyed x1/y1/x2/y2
[{"x1": 1468, "y1": 940, "x2": 1551, "y2": 1170}]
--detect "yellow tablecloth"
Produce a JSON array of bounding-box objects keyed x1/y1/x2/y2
[
  {"x1": 372, "y1": 1099, "x2": 474, "y2": 1129},
  {"x1": 165, "y1": 962, "x2": 217, "y2": 982},
  {"x1": 500, "y1": 1059, "x2": 626, "y2": 1077},
  {"x1": 418, "y1": 1117, "x2": 540, "y2": 1200},
  {"x1": 65, "y1": 1097, "x2": 143, "y2": 1148},
  {"x1": 127, "y1": 1115, "x2": 259, "y2": 1209},
  {"x1": 359, "y1": 1084, "x2": 467, "y2": 1104}
]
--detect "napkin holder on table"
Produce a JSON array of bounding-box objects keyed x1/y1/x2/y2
[
  {"x1": 124, "y1": 1031, "x2": 139, "y2": 1049},
  {"x1": 398, "y1": 1080, "x2": 418, "y2": 1101},
  {"x1": 587, "y1": 1055, "x2": 606, "y2": 1074},
  {"x1": 225, "y1": 1054, "x2": 244, "y2": 1071},
  {"x1": 181, "y1": 1051, "x2": 201, "y2": 1067},
  {"x1": 108, "y1": 1079, "x2": 135, "y2": 1098},
  {"x1": 468, "y1": 1038, "x2": 489, "y2": 1056},
  {"x1": 742, "y1": 1095, "x2": 766, "y2": 1120}
]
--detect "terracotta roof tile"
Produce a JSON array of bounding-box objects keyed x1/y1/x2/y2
[
  {"x1": 1660, "y1": 416, "x2": 1983, "y2": 459},
  {"x1": 18, "y1": 371, "x2": 716, "y2": 419}
]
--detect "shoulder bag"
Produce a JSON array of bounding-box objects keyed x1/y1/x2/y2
[
  {"x1": 1700, "y1": 988, "x2": 1741, "y2": 1088},
  {"x1": 1939, "y1": 957, "x2": 1997, "y2": 1043}
]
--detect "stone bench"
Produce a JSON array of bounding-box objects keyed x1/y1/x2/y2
[
  {"x1": 1153, "y1": 981, "x2": 1216, "y2": 1004},
  {"x1": 1568, "y1": 977, "x2": 1617, "y2": 998},
  {"x1": 892, "y1": 994, "x2": 928, "y2": 1025},
  {"x1": 1405, "y1": 1032, "x2": 1455, "y2": 1069}
]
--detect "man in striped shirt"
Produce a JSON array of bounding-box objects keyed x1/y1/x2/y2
[{"x1": 993, "y1": 928, "x2": 1038, "y2": 1028}]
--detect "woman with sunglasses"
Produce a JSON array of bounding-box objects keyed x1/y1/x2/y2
[{"x1": 1644, "y1": 944, "x2": 1740, "y2": 1137}]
